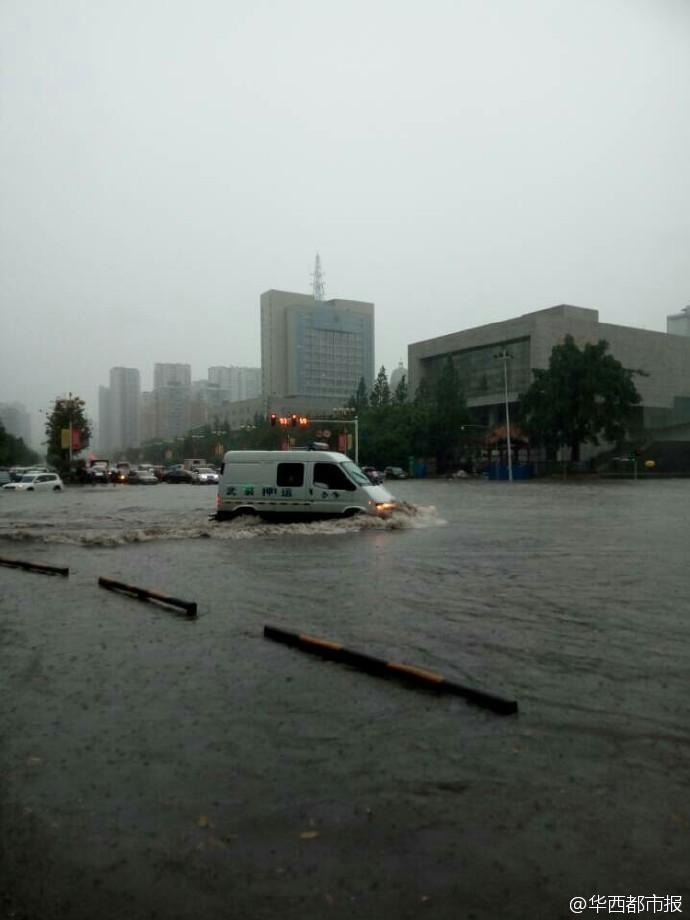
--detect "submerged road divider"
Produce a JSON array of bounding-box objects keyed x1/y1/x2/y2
[
  {"x1": 0, "y1": 555, "x2": 69, "y2": 577},
  {"x1": 98, "y1": 576, "x2": 197, "y2": 617},
  {"x1": 263, "y1": 625, "x2": 518, "y2": 715}
]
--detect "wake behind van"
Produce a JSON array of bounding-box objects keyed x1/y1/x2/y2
[{"x1": 215, "y1": 450, "x2": 397, "y2": 520}]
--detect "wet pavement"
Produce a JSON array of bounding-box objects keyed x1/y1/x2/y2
[{"x1": 1, "y1": 479, "x2": 689, "y2": 919}]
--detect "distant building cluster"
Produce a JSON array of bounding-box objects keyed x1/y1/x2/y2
[
  {"x1": 97, "y1": 363, "x2": 261, "y2": 454},
  {"x1": 95, "y1": 265, "x2": 377, "y2": 455}
]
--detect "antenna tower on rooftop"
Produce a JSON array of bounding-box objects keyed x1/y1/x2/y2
[{"x1": 311, "y1": 252, "x2": 326, "y2": 302}]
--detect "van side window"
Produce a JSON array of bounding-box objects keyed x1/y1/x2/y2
[
  {"x1": 277, "y1": 463, "x2": 304, "y2": 488},
  {"x1": 313, "y1": 463, "x2": 356, "y2": 491}
]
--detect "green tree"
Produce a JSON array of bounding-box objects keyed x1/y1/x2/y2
[
  {"x1": 430, "y1": 356, "x2": 470, "y2": 472},
  {"x1": 370, "y1": 367, "x2": 391, "y2": 409},
  {"x1": 44, "y1": 394, "x2": 92, "y2": 473},
  {"x1": 393, "y1": 374, "x2": 408, "y2": 404},
  {"x1": 519, "y1": 335, "x2": 643, "y2": 461},
  {"x1": 347, "y1": 377, "x2": 369, "y2": 414}
]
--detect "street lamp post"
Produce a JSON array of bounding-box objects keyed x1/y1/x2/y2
[{"x1": 494, "y1": 349, "x2": 513, "y2": 482}]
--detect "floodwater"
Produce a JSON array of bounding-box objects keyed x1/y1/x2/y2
[{"x1": 1, "y1": 479, "x2": 689, "y2": 920}]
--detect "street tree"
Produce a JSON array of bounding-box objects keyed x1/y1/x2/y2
[
  {"x1": 393, "y1": 373, "x2": 408, "y2": 404},
  {"x1": 519, "y1": 335, "x2": 643, "y2": 461},
  {"x1": 370, "y1": 366, "x2": 391, "y2": 409},
  {"x1": 45, "y1": 394, "x2": 92, "y2": 473},
  {"x1": 430, "y1": 356, "x2": 470, "y2": 472},
  {"x1": 348, "y1": 376, "x2": 369, "y2": 414}
]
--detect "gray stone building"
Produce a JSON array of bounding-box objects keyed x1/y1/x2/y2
[{"x1": 408, "y1": 304, "x2": 690, "y2": 437}]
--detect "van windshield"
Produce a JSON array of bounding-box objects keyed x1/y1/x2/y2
[{"x1": 341, "y1": 462, "x2": 371, "y2": 486}]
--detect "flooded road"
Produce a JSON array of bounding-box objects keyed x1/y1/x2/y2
[{"x1": 1, "y1": 479, "x2": 689, "y2": 919}]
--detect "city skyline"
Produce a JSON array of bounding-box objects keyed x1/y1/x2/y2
[{"x1": 1, "y1": 1, "x2": 689, "y2": 446}]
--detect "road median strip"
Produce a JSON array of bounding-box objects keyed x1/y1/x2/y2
[
  {"x1": 0, "y1": 556, "x2": 69, "y2": 577},
  {"x1": 98, "y1": 576, "x2": 197, "y2": 616},
  {"x1": 263, "y1": 624, "x2": 518, "y2": 715}
]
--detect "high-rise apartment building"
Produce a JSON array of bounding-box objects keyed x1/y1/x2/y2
[
  {"x1": 208, "y1": 366, "x2": 261, "y2": 402},
  {"x1": 154, "y1": 363, "x2": 192, "y2": 389},
  {"x1": 153, "y1": 363, "x2": 192, "y2": 439},
  {"x1": 260, "y1": 290, "x2": 374, "y2": 404},
  {"x1": 109, "y1": 367, "x2": 141, "y2": 451}
]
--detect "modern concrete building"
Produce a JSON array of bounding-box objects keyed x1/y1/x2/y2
[
  {"x1": 408, "y1": 304, "x2": 690, "y2": 436},
  {"x1": 260, "y1": 290, "x2": 375, "y2": 405}
]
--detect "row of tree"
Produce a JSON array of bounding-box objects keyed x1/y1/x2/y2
[{"x1": 34, "y1": 335, "x2": 643, "y2": 475}]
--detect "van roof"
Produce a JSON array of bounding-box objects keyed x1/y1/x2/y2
[{"x1": 222, "y1": 450, "x2": 350, "y2": 463}]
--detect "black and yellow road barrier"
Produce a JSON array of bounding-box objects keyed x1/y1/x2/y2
[
  {"x1": 263, "y1": 625, "x2": 518, "y2": 715},
  {"x1": 98, "y1": 576, "x2": 197, "y2": 617},
  {"x1": 0, "y1": 555, "x2": 69, "y2": 577}
]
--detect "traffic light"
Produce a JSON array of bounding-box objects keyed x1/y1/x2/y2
[
  {"x1": 270, "y1": 413, "x2": 277, "y2": 427},
  {"x1": 291, "y1": 414, "x2": 298, "y2": 427}
]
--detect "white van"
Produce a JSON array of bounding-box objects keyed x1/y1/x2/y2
[{"x1": 215, "y1": 450, "x2": 397, "y2": 520}]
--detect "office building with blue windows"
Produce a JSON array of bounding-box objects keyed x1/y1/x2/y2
[{"x1": 260, "y1": 289, "x2": 375, "y2": 406}]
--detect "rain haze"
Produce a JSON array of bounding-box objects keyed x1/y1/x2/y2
[{"x1": 1, "y1": 0, "x2": 689, "y2": 446}]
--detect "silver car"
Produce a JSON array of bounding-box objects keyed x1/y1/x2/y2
[{"x1": 193, "y1": 467, "x2": 219, "y2": 485}]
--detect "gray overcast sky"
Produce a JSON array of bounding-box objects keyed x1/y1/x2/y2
[{"x1": 1, "y1": 0, "x2": 689, "y2": 443}]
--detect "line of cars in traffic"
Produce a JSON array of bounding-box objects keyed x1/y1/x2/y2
[
  {"x1": 87, "y1": 462, "x2": 220, "y2": 485},
  {"x1": 1, "y1": 461, "x2": 221, "y2": 492},
  {"x1": 361, "y1": 465, "x2": 408, "y2": 485},
  {"x1": 2, "y1": 460, "x2": 404, "y2": 493}
]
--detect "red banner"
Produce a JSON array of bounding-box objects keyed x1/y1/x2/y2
[{"x1": 71, "y1": 428, "x2": 81, "y2": 451}]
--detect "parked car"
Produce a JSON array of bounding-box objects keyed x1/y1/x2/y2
[
  {"x1": 0, "y1": 469, "x2": 11, "y2": 487},
  {"x1": 193, "y1": 467, "x2": 219, "y2": 485},
  {"x1": 164, "y1": 466, "x2": 195, "y2": 484},
  {"x1": 88, "y1": 467, "x2": 110, "y2": 484},
  {"x1": 127, "y1": 469, "x2": 159, "y2": 485},
  {"x1": 384, "y1": 466, "x2": 408, "y2": 479},
  {"x1": 3, "y1": 472, "x2": 64, "y2": 492},
  {"x1": 361, "y1": 465, "x2": 384, "y2": 485}
]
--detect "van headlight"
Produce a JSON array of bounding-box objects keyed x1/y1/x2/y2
[{"x1": 375, "y1": 502, "x2": 396, "y2": 514}]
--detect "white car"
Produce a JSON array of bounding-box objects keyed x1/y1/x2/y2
[
  {"x1": 3, "y1": 472, "x2": 64, "y2": 492},
  {"x1": 193, "y1": 467, "x2": 219, "y2": 485}
]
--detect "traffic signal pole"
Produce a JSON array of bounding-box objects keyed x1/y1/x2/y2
[
  {"x1": 269, "y1": 413, "x2": 359, "y2": 463},
  {"x1": 307, "y1": 418, "x2": 359, "y2": 465}
]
